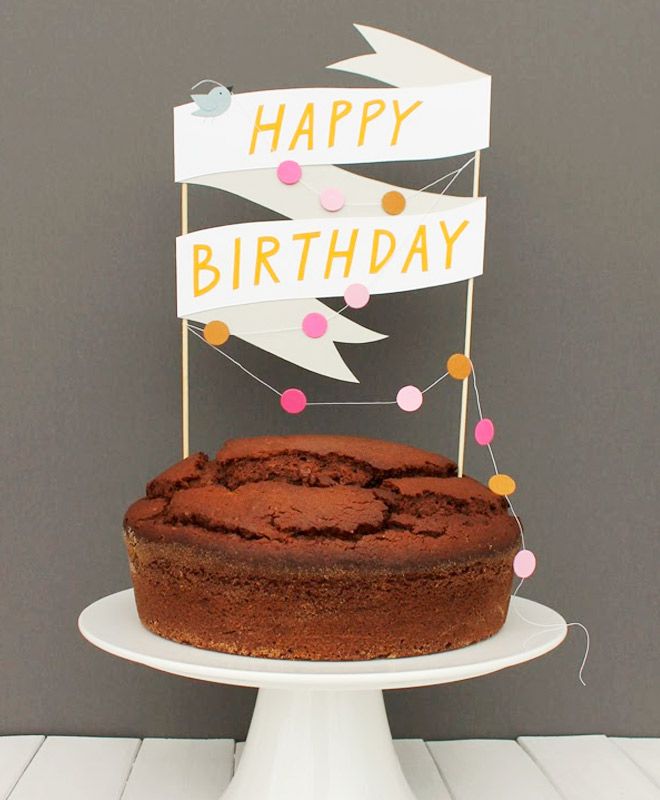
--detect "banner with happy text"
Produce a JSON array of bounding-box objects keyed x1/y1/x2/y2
[{"x1": 174, "y1": 83, "x2": 490, "y2": 181}]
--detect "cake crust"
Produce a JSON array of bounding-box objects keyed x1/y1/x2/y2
[{"x1": 125, "y1": 435, "x2": 520, "y2": 660}]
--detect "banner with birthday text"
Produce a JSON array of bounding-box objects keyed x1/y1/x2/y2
[{"x1": 176, "y1": 199, "x2": 485, "y2": 318}]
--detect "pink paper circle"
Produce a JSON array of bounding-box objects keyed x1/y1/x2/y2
[
  {"x1": 319, "y1": 188, "x2": 345, "y2": 212},
  {"x1": 302, "y1": 312, "x2": 328, "y2": 338},
  {"x1": 344, "y1": 283, "x2": 370, "y2": 309},
  {"x1": 396, "y1": 385, "x2": 423, "y2": 412},
  {"x1": 280, "y1": 388, "x2": 307, "y2": 414},
  {"x1": 475, "y1": 418, "x2": 495, "y2": 446},
  {"x1": 514, "y1": 549, "x2": 536, "y2": 579},
  {"x1": 277, "y1": 160, "x2": 302, "y2": 185}
]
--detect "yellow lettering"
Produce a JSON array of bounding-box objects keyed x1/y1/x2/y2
[
  {"x1": 289, "y1": 103, "x2": 315, "y2": 151},
  {"x1": 193, "y1": 244, "x2": 220, "y2": 297},
  {"x1": 249, "y1": 104, "x2": 285, "y2": 154},
  {"x1": 232, "y1": 238, "x2": 241, "y2": 290},
  {"x1": 369, "y1": 229, "x2": 396, "y2": 274},
  {"x1": 293, "y1": 230, "x2": 321, "y2": 280},
  {"x1": 324, "y1": 229, "x2": 358, "y2": 279},
  {"x1": 439, "y1": 220, "x2": 469, "y2": 269},
  {"x1": 358, "y1": 99, "x2": 386, "y2": 146},
  {"x1": 254, "y1": 236, "x2": 281, "y2": 285},
  {"x1": 328, "y1": 99, "x2": 352, "y2": 147},
  {"x1": 402, "y1": 225, "x2": 429, "y2": 273},
  {"x1": 391, "y1": 99, "x2": 422, "y2": 145}
]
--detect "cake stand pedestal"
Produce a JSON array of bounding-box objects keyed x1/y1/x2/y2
[{"x1": 79, "y1": 589, "x2": 566, "y2": 800}]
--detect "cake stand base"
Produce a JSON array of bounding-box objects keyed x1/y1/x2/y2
[
  {"x1": 79, "y1": 590, "x2": 566, "y2": 800},
  {"x1": 226, "y1": 688, "x2": 415, "y2": 800}
]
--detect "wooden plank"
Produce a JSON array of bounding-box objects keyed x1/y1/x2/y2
[
  {"x1": 121, "y1": 738, "x2": 235, "y2": 800},
  {"x1": 393, "y1": 740, "x2": 452, "y2": 800},
  {"x1": 428, "y1": 739, "x2": 562, "y2": 799},
  {"x1": 238, "y1": 739, "x2": 452, "y2": 799},
  {"x1": 612, "y1": 738, "x2": 660, "y2": 788},
  {"x1": 9, "y1": 736, "x2": 140, "y2": 800},
  {"x1": 0, "y1": 737, "x2": 44, "y2": 800},
  {"x1": 519, "y1": 735, "x2": 660, "y2": 800}
]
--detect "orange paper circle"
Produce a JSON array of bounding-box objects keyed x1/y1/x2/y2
[
  {"x1": 447, "y1": 353, "x2": 472, "y2": 380},
  {"x1": 203, "y1": 320, "x2": 230, "y2": 346},
  {"x1": 488, "y1": 473, "x2": 517, "y2": 496},
  {"x1": 381, "y1": 190, "x2": 406, "y2": 215}
]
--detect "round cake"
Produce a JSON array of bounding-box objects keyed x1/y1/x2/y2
[{"x1": 124, "y1": 434, "x2": 520, "y2": 660}]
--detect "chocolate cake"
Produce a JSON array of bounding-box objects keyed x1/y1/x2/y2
[{"x1": 124, "y1": 435, "x2": 520, "y2": 660}]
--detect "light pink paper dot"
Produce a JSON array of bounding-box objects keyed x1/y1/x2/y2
[
  {"x1": 344, "y1": 283, "x2": 370, "y2": 309},
  {"x1": 475, "y1": 418, "x2": 495, "y2": 446},
  {"x1": 514, "y1": 549, "x2": 536, "y2": 579},
  {"x1": 320, "y1": 188, "x2": 345, "y2": 212},
  {"x1": 302, "y1": 312, "x2": 328, "y2": 338},
  {"x1": 277, "y1": 160, "x2": 302, "y2": 185},
  {"x1": 280, "y1": 388, "x2": 307, "y2": 414},
  {"x1": 396, "y1": 385, "x2": 423, "y2": 412}
]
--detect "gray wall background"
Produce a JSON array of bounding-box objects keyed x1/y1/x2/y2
[{"x1": 1, "y1": 0, "x2": 658, "y2": 739}]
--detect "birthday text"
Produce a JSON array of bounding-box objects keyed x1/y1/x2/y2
[{"x1": 176, "y1": 202, "x2": 486, "y2": 318}]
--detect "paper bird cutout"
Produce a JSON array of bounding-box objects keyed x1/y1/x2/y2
[{"x1": 190, "y1": 80, "x2": 234, "y2": 117}]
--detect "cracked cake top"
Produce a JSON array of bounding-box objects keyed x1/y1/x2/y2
[{"x1": 125, "y1": 435, "x2": 520, "y2": 569}]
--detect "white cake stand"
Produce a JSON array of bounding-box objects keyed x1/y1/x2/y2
[{"x1": 79, "y1": 589, "x2": 565, "y2": 800}]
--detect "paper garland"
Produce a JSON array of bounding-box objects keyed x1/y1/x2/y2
[{"x1": 172, "y1": 25, "x2": 591, "y2": 683}]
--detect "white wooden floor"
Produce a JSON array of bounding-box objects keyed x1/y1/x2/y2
[{"x1": 1, "y1": 735, "x2": 658, "y2": 799}]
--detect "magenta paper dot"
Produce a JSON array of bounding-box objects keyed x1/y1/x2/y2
[
  {"x1": 475, "y1": 418, "x2": 495, "y2": 446},
  {"x1": 280, "y1": 388, "x2": 307, "y2": 414},
  {"x1": 344, "y1": 283, "x2": 370, "y2": 309},
  {"x1": 319, "y1": 188, "x2": 345, "y2": 212},
  {"x1": 277, "y1": 160, "x2": 302, "y2": 185},
  {"x1": 514, "y1": 549, "x2": 536, "y2": 579},
  {"x1": 396, "y1": 385, "x2": 423, "y2": 412},
  {"x1": 302, "y1": 312, "x2": 328, "y2": 338}
]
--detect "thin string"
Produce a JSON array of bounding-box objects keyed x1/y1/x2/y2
[
  {"x1": 189, "y1": 324, "x2": 451, "y2": 406},
  {"x1": 516, "y1": 606, "x2": 591, "y2": 687},
  {"x1": 188, "y1": 327, "x2": 282, "y2": 396},
  {"x1": 418, "y1": 157, "x2": 475, "y2": 193},
  {"x1": 307, "y1": 369, "x2": 448, "y2": 406},
  {"x1": 307, "y1": 400, "x2": 396, "y2": 406},
  {"x1": 417, "y1": 157, "x2": 477, "y2": 222},
  {"x1": 470, "y1": 364, "x2": 589, "y2": 686},
  {"x1": 471, "y1": 366, "x2": 523, "y2": 547},
  {"x1": 299, "y1": 156, "x2": 475, "y2": 209},
  {"x1": 422, "y1": 372, "x2": 449, "y2": 393},
  {"x1": 190, "y1": 79, "x2": 224, "y2": 91}
]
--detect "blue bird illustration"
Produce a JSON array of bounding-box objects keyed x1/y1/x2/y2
[{"x1": 190, "y1": 80, "x2": 234, "y2": 117}]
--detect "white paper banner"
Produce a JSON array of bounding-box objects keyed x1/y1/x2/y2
[
  {"x1": 174, "y1": 81, "x2": 490, "y2": 181},
  {"x1": 176, "y1": 199, "x2": 485, "y2": 318}
]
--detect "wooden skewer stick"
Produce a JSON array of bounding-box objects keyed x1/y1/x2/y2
[
  {"x1": 181, "y1": 183, "x2": 190, "y2": 459},
  {"x1": 457, "y1": 150, "x2": 481, "y2": 478}
]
